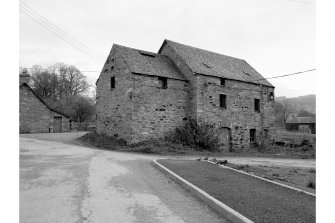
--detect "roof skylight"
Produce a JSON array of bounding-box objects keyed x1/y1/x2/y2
[
  {"x1": 243, "y1": 71, "x2": 251, "y2": 76},
  {"x1": 139, "y1": 51, "x2": 155, "y2": 57},
  {"x1": 203, "y1": 62, "x2": 211, "y2": 69}
]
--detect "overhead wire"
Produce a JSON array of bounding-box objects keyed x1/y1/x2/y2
[
  {"x1": 20, "y1": 2, "x2": 105, "y2": 63},
  {"x1": 20, "y1": 1, "x2": 105, "y2": 60}
]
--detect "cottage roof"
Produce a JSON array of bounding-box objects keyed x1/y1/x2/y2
[
  {"x1": 113, "y1": 44, "x2": 187, "y2": 81},
  {"x1": 159, "y1": 40, "x2": 274, "y2": 87},
  {"x1": 286, "y1": 116, "x2": 315, "y2": 124},
  {"x1": 20, "y1": 82, "x2": 71, "y2": 119}
]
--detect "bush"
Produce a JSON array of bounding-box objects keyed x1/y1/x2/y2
[
  {"x1": 167, "y1": 118, "x2": 221, "y2": 151},
  {"x1": 307, "y1": 180, "x2": 315, "y2": 189}
]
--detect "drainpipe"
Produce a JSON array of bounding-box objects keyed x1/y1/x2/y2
[{"x1": 260, "y1": 84, "x2": 265, "y2": 149}]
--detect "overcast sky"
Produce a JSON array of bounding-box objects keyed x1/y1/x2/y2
[{"x1": 19, "y1": 0, "x2": 315, "y2": 97}]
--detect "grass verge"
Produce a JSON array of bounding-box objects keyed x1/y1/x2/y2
[
  {"x1": 210, "y1": 159, "x2": 316, "y2": 193},
  {"x1": 158, "y1": 159, "x2": 315, "y2": 223}
]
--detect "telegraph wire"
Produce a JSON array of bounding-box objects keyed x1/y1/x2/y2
[
  {"x1": 21, "y1": 7, "x2": 104, "y2": 63},
  {"x1": 255, "y1": 69, "x2": 316, "y2": 82},
  {"x1": 20, "y1": 2, "x2": 105, "y2": 63},
  {"x1": 20, "y1": 1, "x2": 105, "y2": 60}
]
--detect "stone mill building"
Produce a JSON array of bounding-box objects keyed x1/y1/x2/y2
[{"x1": 96, "y1": 40, "x2": 275, "y2": 151}]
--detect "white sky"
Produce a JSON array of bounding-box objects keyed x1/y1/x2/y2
[{"x1": 19, "y1": 0, "x2": 315, "y2": 97}]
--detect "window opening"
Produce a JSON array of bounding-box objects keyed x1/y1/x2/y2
[
  {"x1": 220, "y1": 94, "x2": 226, "y2": 108},
  {"x1": 110, "y1": 77, "x2": 115, "y2": 89},
  {"x1": 220, "y1": 78, "x2": 226, "y2": 86},
  {"x1": 250, "y1": 129, "x2": 256, "y2": 142},
  {"x1": 254, "y1": 99, "x2": 260, "y2": 112},
  {"x1": 158, "y1": 77, "x2": 168, "y2": 89}
]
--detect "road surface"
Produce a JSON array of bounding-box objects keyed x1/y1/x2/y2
[{"x1": 20, "y1": 132, "x2": 227, "y2": 223}]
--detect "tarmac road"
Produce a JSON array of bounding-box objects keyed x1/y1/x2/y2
[{"x1": 19, "y1": 133, "x2": 227, "y2": 223}]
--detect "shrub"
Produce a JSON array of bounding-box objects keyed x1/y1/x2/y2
[
  {"x1": 167, "y1": 118, "x2": 221, "y2": 151},
  {"x1": 307, "y1": 180, "x2": 315, "y2": 189}
]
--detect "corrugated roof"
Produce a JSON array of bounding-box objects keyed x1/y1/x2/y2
[
  {"x1": 286, "y1": 116, "x2": 315, "y2": 124},
  {"x1": 159, "y1": 40, "x2": 274, "y2": 87},
  {"x1": 113, "y1": 44, "x2": 187, "y2": 81}
]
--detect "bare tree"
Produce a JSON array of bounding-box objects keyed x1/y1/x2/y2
[
  {"x1": 30, "y1": 62, "x2": 91, "y2": 101},
  {"x1": 274, "y1": 100, "x2": 294, "y2": 128}
]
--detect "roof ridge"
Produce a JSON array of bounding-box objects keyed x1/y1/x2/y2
[
  {"x1": 113, "y1": 44, "x2": 159, "y2": 55},
  {"x1": 164, "y1": 39, "x2": 245, "y2": 61}
]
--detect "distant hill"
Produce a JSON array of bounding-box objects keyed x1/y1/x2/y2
[{"x1": 276, "y1": 94, "x2": 316, "y2": 114}]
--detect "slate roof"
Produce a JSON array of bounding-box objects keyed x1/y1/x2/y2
[
  {"x1": 286, "y1": 116, "x2": 315, "y2": 124},
  {"x1": 159, "y1": 40, "x2": 274, "y2": 87},
  {"x1": 113, "y1": 44, "x2": 187, "y2": 81},
  {"x1": 20, "y1": 82, "x2": 71, "y2": 119}
]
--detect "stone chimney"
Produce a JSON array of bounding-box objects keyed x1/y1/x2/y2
[{"x1": 19, "y1": 69, "x2": 31, "y2": 85}]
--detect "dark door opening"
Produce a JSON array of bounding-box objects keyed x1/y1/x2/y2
[
  {"x1": 219, "y1": 127, "x2": 231, "y2": 151},
  {"x1": 53, "y1": 117, "x2": 62, "y2": 133}
]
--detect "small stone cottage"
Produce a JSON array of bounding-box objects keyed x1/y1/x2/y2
[
  {"x1": 19, "y1": 71, "x2": 71, "y2": 133},
  {"x1": 96, "y1": 40, "x2": 275, "y2": 151}
]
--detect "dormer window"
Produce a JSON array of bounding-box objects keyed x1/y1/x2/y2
[{"x1": 158, "y1": 77, "x2": 168, "y2": 89}]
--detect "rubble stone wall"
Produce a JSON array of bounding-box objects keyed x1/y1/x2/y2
[
  {"x1": 20, "y1": 85, "x2": 50, "y2": 133},
  {"x1": 130, "y1": 74, "x2": 189, "y2": 142},
  {"x1": 196, "y1": 74, "x2": 275, "y2": 151},
  {"x1": 96, "y1": 48, "x2": 134, "y2": 141}
]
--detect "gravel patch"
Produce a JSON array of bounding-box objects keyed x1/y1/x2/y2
[{"x1": 158, "y1": 159, "x2": 315, "y2": 223}]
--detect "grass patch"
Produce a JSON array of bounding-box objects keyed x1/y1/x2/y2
[{"x1": 208, "y1": 158, "x2": 315, "y2": 192}]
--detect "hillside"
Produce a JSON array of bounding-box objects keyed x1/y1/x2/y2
[{"x1": 276, "y1": 94, "x2": 316, "y2": 114}]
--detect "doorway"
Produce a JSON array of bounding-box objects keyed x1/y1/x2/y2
[
  {"x1": 53, "y1": 117, "x2": 62, "y2": 133},
  {"x1": 219, "y1": 127, "x2": 231, "y2": 152}
]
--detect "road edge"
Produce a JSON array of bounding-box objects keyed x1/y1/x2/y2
[
  {"x1": 153, "y1": 159, "x2": 254, "y2": 223},
  {"x1": 204, "y1": 160, "x2": 316, "y2": 197}
]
